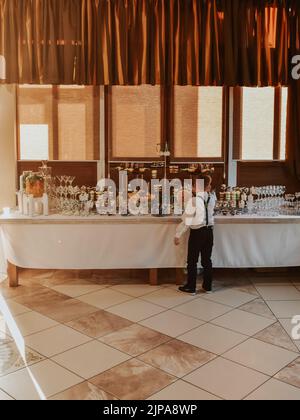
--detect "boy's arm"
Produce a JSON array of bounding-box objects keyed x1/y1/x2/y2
[
  {"x1": 174, "y1": 197, "x2": 196, "y2": 242},
  {"x1": 175, "y1": 221, "x2": 189, "y2": 240}
]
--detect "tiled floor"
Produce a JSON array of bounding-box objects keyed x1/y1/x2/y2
[{"x1": 0, "y1": 268, "x2": 300, "y2": 400}]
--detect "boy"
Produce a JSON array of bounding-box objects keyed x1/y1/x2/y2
[{"x1": 174, "y1": 175, "x2": 216, "y2": 295}]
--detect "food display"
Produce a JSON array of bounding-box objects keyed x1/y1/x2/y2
[{"x1": 14, "y1": 161, "x2": 300, "y2": 218}]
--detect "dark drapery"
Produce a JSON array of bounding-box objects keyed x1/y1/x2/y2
[
  {"x1": 0, "y1": 0, "x2": 296, "y2": 86},
  {"x1": 287, "y1": 0, "x2": 300, "y2": 180}
]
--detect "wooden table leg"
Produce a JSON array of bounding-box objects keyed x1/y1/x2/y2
[
  {"x1": 149, "y1": 269, "x2": 158, "y2": 286},
  {"x1": 176, "y1": 268, "x2": 185, "y2": 286},
  {"x1": 7, "y1": 261, "x2": 19, "y2": 288}
]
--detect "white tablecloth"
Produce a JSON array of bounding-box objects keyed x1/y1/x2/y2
[{"x1": 1, "y1": 214, "x2": 300, "y2": 270}]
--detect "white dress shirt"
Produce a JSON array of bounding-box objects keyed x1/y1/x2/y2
[{"x1": 175, "y1": 192, "x2": 216, "y2": 239}]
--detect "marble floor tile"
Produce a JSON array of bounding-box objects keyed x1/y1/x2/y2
[
  {"x1": 107, "y1": 299, "x2": 165, "y2": 323},
  {"x1": 211, "y1": 310, "x2": 275, "y2": 336},
  {"x1": 52, "y1": 341, "x2": 130, "y2": 379},
  {"x1": 174, "y1": 298, "x2": 233, "y2": 322},
  {"x1": 67, "y1": 310, "x2": 133, "y2": 339},
  {"x1": 0, "y1": 281, "x2": 46, "y2": 300},
  {"x1": 139, "y1": 340, "x2": 216, "y2": 378},
  {"x1": 202, "y1": 289, "x2": 256, "y2": 308},
  {"x1": 0, "y1": 389, "x2": 13, "y2": 400},
  {"x1": 250, "y1": 276, "x2": 294, "y2": 286},
  {"x1": 49, "y1": 282, "x2": 107, "y2": 298},
  {"x1": 38, "y1": 299, "x2": 99, "y2": 324},
  {"x1": 14, "y1": 288, "x2": 69, "y2": 313},
  {"x1": 77, "y1": 289, "x2": 133, "y2": 310},
  {"x1": 254, "y1": 322, "x2": 299, "y2": 353},
  {"x1": 1, "y1": 268, "x2": 299, "y2": 400},
  {"x1": 0, "y1": 300, "x2": 31, "y2": 317},
  {"x1": 224, "y1": 338, "x2": 298, "y2": 376},
  {"x1": 0, "y1": 339, "x2": 44, "y2": 377},
  {"x1": 238, "y1": 298, "x2": 276, "y2": 320},
  {"x1": 51, "y1": 381, "x2": 117, "y2": 400},
  {"x1": 25, "y1": 325, "x2": 92, "y2": 358},
  {"x1": 139, "y1": 310, "x2": 204, "y2": 338},
  {"x1": 178, "y1": 323, "x2": 247, "y2": 355},
  {"x1": 274, "y1": 358, "x2": 300, "y2": 389},
  {"x1": 184, "y1": 358, "x2": 268, "y2": 401},
  {"x1": 0, "y1": 311, "x2": 58, "y2": 337},
  {"x1": 232, "y1": 285, "x2": 259, "y2": 296},
  {"x1": 0, "y1": 360, "x2": 82, "y2": 400},
  {"x1": 141, "y1": 288, "x2": 198, "y2": 309},
  {"x1": 255, "y1": 285, "x2": 300, "y2": 301},
  {"x1": 266, "y1": 301, "x2": 300, "y2": 319},
  {"x1": 147, "y1": 380, "x2": 221, "y2": 400},
  {"x1": 278, "y1": 319, "x2": 300, "y2": 351},
  {"x1": 110, "y1": 284, "x2": 162, "y2": 298},
  {"x1": 90, "y1": 359, "x2": 176, "y2": 400},
  {"x1": 100, "y1": 324, "x2": 170, "y2": 357},
  {"x1": 245, "y1": 378, "x2": 300, "y2": 400}
]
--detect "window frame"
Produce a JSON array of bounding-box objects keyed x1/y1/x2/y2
[
  {"x1": 169, "y1": 86, "x2": 229, "y2": 164},
  {"x1": 106, "y1": 85, "x2": 165, "y2": 163},
  {"x1": 233, "y1": 86, "x2": 287, "y2": 162},
  {"x1": 16, "y1": 85, "x2": 101, "y2": 162}
]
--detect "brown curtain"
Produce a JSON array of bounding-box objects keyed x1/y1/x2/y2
[
  {"x1": 287, "y1": 0, "x2": 300, "y2": 181},
  {"x1": 224, "y1": 0, "x2": 290, "y2": 87},
  {"x1": 1, "y1": 0, "x2": 293, "y2": 86}
]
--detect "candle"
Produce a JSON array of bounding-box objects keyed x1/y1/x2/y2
[
  {"x1": 23, "y1": 195, "x2": 28, "y2": 215},
  {"x1": 16, "y1": 191, "x2": 23, "y2": 213},
  {"x1": 28, "y1": 195, "x2": 34, "y2": 217},
  {"x1": 43, "y1": 193, "x2": 49, "y2": 216},
  {"x1": 19, "y1": 175, "x2": 24, "y2": 192},
  {"x1": 2, "y1": 207, "x2": 10, "y2": 217}
]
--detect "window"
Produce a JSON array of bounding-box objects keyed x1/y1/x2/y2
[
  {"x1": 20, "y1": 125, "x2": 49, "y2": 160},
  {"x1": 109, "y1": 86, "x2": 161, "y2": 159},
  {"x1": 0, "y1": 55, "x2": 6, "y2": 80},
  {"x1": 17, "y1": 86, "x2": 100, "y2": 161},
  {"x1": 234, "y1": 87, "x2": 288, "y2": 161},
  {"x1": 173, "y1": 87, "x2": 224, "y2": 160}
]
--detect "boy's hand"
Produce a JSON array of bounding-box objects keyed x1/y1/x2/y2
[{"x1": 174, "y1": 237, "x2": 180, "y2": 246}]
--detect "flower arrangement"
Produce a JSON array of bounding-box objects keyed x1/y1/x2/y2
[{"x1": 25, "y1": 173, "x2": 45, "y2": 198}]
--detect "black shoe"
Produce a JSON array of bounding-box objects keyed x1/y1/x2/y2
[
  {"x1": 178, "y1": 285, "x2": 197, "y2": 295},
  {"x1": 202, "y1": 282, "x2": 213, "y2": 294}
]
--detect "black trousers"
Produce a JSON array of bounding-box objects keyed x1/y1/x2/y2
[{"x1": 187, "y1": 227, "x2": 214, "y2": 290}]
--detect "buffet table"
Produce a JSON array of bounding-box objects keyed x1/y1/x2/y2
[{"x1": 1, "y1": 213, "x2": 300, "y2": 287}]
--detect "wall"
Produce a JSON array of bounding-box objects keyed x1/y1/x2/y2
[
  {"x1": 0, "y1": 85, "x2": 17, "y2": 274},
  {"x1": 237, "y1": 162, "x2": 300, "y2": 193}
]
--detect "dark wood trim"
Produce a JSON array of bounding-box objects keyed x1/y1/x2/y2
[
  {"x1": 7, "y1": 261, "x2": 19, "y2": 288},
  {"x1": 149, "y1": 269, "x2": 158, "y2": 286},
  {"x1": 273, "y1": 87, "x2": 281, "y2": 161},
  {"x1": 176, "y1": 268, "x2": 185, "y2": 286},
  {"x1": 16, "y1": 86, "x2": 20, "y2": 161},
  {"x1": 17, "y1": 161, "x2": 98, "y2": 188},
  {"x1": 105, "y1": 86, "x2": 111, "y2": 177},
  {"x1": 223, "y1": 86, "x2": 230, "y2": 183},
  {"x1": 233, "y1": 87, "x2": 243, "y2": 160},
  {"x1": 161, "y1": 85, "x2": 173, "y2": 151},
  {"x1": 237, "y1": 160, "x2": 300, "y2": 193},
  {"x1": 52, "y1": 86, "x2": 59, "y2": 160},
  {"x1": 170, "y1": 157, "x2": 225, "y2": 163},
  {"x1": 93, "y1": 86, "x2": 100, "y2": 161}
]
